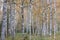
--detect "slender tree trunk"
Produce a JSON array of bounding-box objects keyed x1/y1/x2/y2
[
  {"x1": 49, "y1": 0, "x2": 53, "y2": 37},
  {"x1": 36, "y1": 15, "x2": 40, "y2": 35},
  {"x1": 7, "y1": 1, "x2": 10, "y2": 36},
  {"x1": 1, "y1": 0, "x2": 7, "y2": 40},
  {"x1": 27, "y1": 0, "x2": 32, "y2": 40},
  {"x1": 54, "y1": 0, "x2": 57, "y2": 40},
  {"x1": 9, "y1": 0, "x2": 16, "y2": 40},
  {"x1": 21, "y1": 0, "x2": 24, "y2": 34},
  {"x1": 31, "y1": 13, "x2": 34, "y2": 34},
  {"x1": 41, "y1": 0, "x2": 47, "y2": 36},
  {"x1": 41, "y1": 0, "x2": 43, "y2": 35},
  {"x1": 46, "y1": 0, "x2": 49, "y2": 35}
]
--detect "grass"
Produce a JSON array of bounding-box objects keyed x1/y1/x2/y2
[{"x1": 5, "y1": 32, "x2": 60, "y2": 40}]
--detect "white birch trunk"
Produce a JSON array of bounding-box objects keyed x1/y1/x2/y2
[
  {"x1": 21, "y1": 0, "x2": 24, "y2": 34},
  {"x1": 9, "y1": 0, "x2": 16, "y2": 39},
  {"x1": 1, "y1": 0, "x2": 7, "y2": 40},
  {"x1": 41, "y1": 0, "x2": 46, "y2": 36},
  {"x1": 31, "y1": 13, "x2": 34, "y2": 34},
  {"x1": 49, "y1": 0, "x2": 53, "y2": 36},
  {"x1": 27, "y1": 0, "x2": 32, "y2": 40},
  {"x1": 54, "y1": 0, "x2": 57, "y2": 40},
  {"x1": 47, "y1": 0, "x2": 49, "y2": 35},
  {"x1": 36, "y1": 15, "x2": 40, "y2": 35}
]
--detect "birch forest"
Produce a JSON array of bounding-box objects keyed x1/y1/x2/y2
[{"x1": 0, "y1": 0, "x2": 60, "y2": 40}]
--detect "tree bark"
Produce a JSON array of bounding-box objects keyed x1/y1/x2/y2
[
  {"x1": 9, "y1": 0, "x2": 16, "y2": 40},
  {"x1": 54, "y1": 0, "x2": 57, "y2": 40},
  {"x1": 49, "y1": 0, "x2": 53, "y2": 36},
  {"x1": 21, "y1": 0, "x2": 24, "y2": 34},
  {"x1": 1, "y1": 0, "x2": 7, "y2": 40}
]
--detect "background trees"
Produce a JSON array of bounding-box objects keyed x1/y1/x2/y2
[{"x1": 0, "y1": 0, "x2": 60, "y2": 40}]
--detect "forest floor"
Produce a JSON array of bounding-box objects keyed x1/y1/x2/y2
[{"x1": 5, "y1": 32, "x2": 60, "y2": 40}]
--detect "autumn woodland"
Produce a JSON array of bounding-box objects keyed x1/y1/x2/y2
[{"x1": 0, "y1": 0, "x2": 60, "y2": 40}]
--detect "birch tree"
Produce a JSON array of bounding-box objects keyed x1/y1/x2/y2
[
  {"x1": 1, "y1": 0, "x2": 7, "y2": 40},
  {"x1": 27, "y1": 0, "x2": 32, "y2": 40},
  {"x1": 46, "y1": 0, "x2": 49, "y2": 35},
  {"x1": 36, "y1": 14, "x2": 40, "y2": 35},
  {"x1": 41, "y1": 0, "x2": 47, "y2": 36},
  {"x1": 21, "y1": 0, "x2": 24, "y2": 34},
  {"x1": 53, "y1": 0, "x2": 57, "y2": 40},
  {"x1": 26, "y1": 0, "x2": 32, "y2": 34},
  {"x1": 49, "y1": 0, "x2": 53, "y2": 37},
  {"x1": 31, "y1": 0, "x2": 34, "y2": 34},
  {"x1": 26, "y1": 0, "x2": 30, "y2": 34},
  {"x1": 31, "y1": 12, "x2": 34, "y2": 34},
  {"x1": 0, "y1": 0, "x2": 3, "y2": 37},
  {"x1": 9, "y1": 0, "x2": 17, "y2": 40}
]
